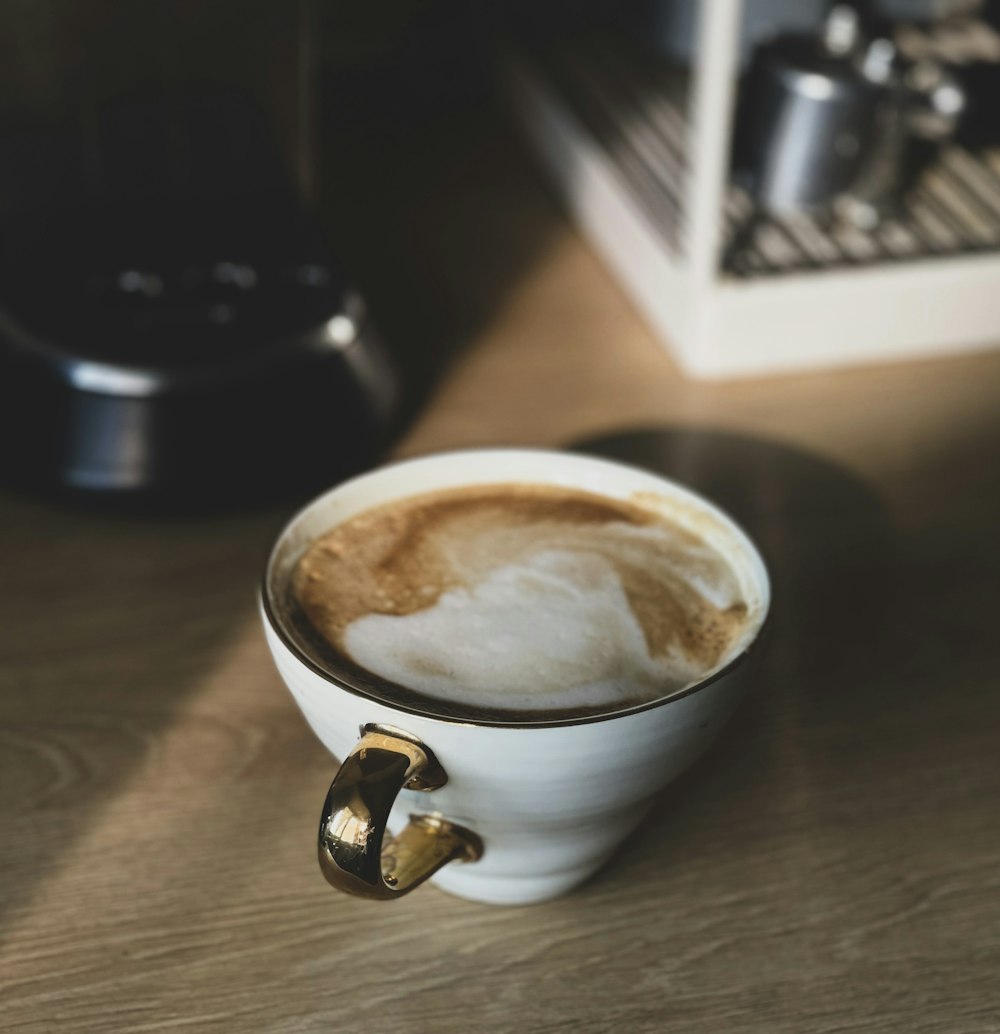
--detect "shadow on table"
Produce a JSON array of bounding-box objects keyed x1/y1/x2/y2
[
  {"x1": 0, "y1": 497, "x2": 288, "y2": 929},
  {"x1": 568, "y1": 426, "x2": 907, "y2": 887}
]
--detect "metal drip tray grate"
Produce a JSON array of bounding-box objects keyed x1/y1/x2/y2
[
  {"x1": 536, "y1": 35, "x2": 692, "y2": 255},
  {"x1": 528, "y1": 31, "x2": 1000, "y2": 279}
]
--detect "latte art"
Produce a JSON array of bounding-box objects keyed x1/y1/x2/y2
[{"x1": 291, "y1": 484, "x2": 752, "y2": 718}]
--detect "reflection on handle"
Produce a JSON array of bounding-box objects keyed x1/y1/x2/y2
[{"x1": 318, "y1": 724, "x2": 482, "y2": 900}]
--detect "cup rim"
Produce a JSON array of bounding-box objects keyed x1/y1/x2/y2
[{"x1": 261, "y1": 447, "x2": 771, "y2": 730}]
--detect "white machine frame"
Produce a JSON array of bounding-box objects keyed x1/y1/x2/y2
[{"x1": 502, "y1": 0, "x2": 1000, "y2": 378}]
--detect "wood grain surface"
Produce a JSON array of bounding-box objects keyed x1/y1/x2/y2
[{"x1": 2, "y1": 105, "x2": 999, "y2": 1034}]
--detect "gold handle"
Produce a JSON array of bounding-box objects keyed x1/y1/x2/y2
[{"x1": 317, "y1": 724, "x2": 482, "y2": 900}]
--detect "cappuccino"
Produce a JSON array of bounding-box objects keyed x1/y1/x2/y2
[{"x1": 290, "y1": 483, "x2": 751, "y2": 721}]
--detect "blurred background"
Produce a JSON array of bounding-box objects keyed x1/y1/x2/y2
[{"x1": 1, "y1": 0, "x2": 998, "y2": 505}]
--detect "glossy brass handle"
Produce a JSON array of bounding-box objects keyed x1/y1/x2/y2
[{"x1": 318, "y1": 724, "x2": 482, "y2": 900}]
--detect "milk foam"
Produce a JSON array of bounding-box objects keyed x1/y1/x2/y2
[
  {"x1": 335, "y1": 513, "x2": 748, "y2": 711},
  {"x1": 343, "y1": 546, "x2": 708, "y2": 711},
  {"x1": 292, "y1": 484, "x2": 753, "y2": 715}
]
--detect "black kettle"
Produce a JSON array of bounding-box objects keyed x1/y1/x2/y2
[{"x1": 0, "y1": 88, "x2": 401, "y2": 507}]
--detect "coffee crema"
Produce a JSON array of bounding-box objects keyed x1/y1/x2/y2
[{"x1": 290, "y1": 483, "x2": 751, "y2": 719}]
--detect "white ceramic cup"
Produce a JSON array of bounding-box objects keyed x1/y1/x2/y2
[{"x1": 261, "y1": 449, "x2": 770, "y2": 906}]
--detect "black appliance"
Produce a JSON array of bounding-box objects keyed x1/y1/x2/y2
[{"x1": 0, "y1": 71, "x2": 399, "y2": 504}]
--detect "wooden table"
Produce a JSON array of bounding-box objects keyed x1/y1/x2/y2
[{"x1": 3, "y1": 109, "x2": 999, "y2": 1033}]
